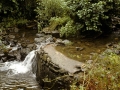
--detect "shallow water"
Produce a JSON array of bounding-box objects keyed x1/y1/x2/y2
[
  {"x1": 0, "y1": 50, "x2": 41, "y2": 90},
  {"x1": 56, "y1": 34, "x2": 120, "y2": 62},
  {"x1": 0, "y1": 28, "x2": 41, "y2": 90},
  {"x1": 0, "y1": 63, "x2": 40, "y2": 90}
]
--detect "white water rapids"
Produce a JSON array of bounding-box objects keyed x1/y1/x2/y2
[
  {"x1": 0, "y1": 50, "x2": 41, "y2": 90},
  {"x1": 0, "y1": 50, "x2": 36, "y2": 74},
  {"x1": 0, "y1": 36, "x2": 51, "y2": 75},
  {"x1": 0, "y1": 36, "x2": 52, "y2": 89}
]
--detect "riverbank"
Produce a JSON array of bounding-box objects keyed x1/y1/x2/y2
[{"x1": 1, "y1": 26, "x2": 120, "y2": 90}]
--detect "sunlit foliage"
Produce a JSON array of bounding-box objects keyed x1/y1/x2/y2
[{"x1": 35, "y1": 0, "x2": 120, "y2": 37}]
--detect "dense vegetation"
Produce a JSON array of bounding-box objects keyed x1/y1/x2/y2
[
  {"x1": 0, "y1": 0, "x2": 120, "y2": 37},
  {"x1": 35, "y1": 0, "x2": 120, "y2": 37},
  {"x1": 70, "y1": 52, "x2": 120, "y2": 90},
  {"x1": 0, "y1": 0, "x2": 36, "y2": 28}
]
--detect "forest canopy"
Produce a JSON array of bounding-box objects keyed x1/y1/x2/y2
[{"x1": 0, "y1": 0, "x2": 120, "y2": 37}]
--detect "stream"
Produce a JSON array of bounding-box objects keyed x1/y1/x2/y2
[
  {"x1": 0, "y1": 26, "x2": 120, "y2": 90},
  {"x1": 0, "y1": 28, "x2": 41, "y2": 90},
  {"x1": 0, "y1": 51, "x2": 41, "y2": 90},
  {"x1": 0, "y1": 67, "x2": 40, "y2": 90}
]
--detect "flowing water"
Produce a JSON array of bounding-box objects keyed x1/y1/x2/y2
[
  {"x1": 1, "y1": 27, "x2": 120, "y2": 89},
  {"x1": 0, "y1": 27, "x2": 52, "y2": 90},
  {"x1": 0, "y1": 49, "x2": 41, "y2": 90}
]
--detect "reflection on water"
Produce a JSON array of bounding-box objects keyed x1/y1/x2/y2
[{"x1": 0, "y1": 63, "x2": 41, "y2": 90}]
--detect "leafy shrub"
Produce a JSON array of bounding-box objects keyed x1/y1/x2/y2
[
  {"x1": 35, "y1": 0, "x2": 69, "y2": 31},
  {"x1": 60, "y1": 20, "x2": 76, "y2": 37},
  {"x1": 0, "y1": 0, "x2": 36, "y2": 19},
  {"x1": 0, "y1": 17, "x2": 27, "y2": 28},
  {"x1": 35, "y1": 0, "x2": 120, "y2": 37},
  {"x1": 71, "y1": 52, "x2": 120, "y2": 90},
  {"x1": 49, "y1": 16, "x2": 83, "y2": 37},
  {"x1": 67, "y1": 0, "x2": 120, "y2": 33},
  {"x1": 0, "y1": 0, "x2": 36, "y2": 32},
  {"x1": 49, "y1": 16, "x2": 70, "y2": 31}
]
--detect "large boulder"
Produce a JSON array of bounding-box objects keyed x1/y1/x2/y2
[{"x1": 35, "y1": 44, "x2": 86, "y2": 89}]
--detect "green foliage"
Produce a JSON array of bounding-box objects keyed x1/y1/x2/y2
[
  {"x1": 35, "y1": 0, "x2": 120, "y2": 37},
  {"x1": 88, "y1": 53, "x2": 120, "y2": 90},
  {"x1": 67, "y1": 0, "x2": 120, "y2": 33},
  {"x1": 1, "y1": 0, "x2": 115, "y2": 37},
  {"x1": 0, "y1": 0, "x2": 36, "y2": 19},
  {"x1": 0, "y1": 0, "x2": 36, "y2": 33},
  {"x1": 35, "y1": 0, "x2": 69, "y2": 31},
  {"x1": 49, "y1": 16, "x2": 70, "y2": 31},
  {"x1": 35, "y1": 0, "x2": 68, "y2": 20},
  {"x1": 50, "y1": 17, "x2": 69, "y2": 26},
  {"x1": 60, "y1": 20, "x2": 76, "y2": 37},
  {"x1": 72, "y1": 52, "x2": 120, "y2": 90},
  {"x1": 35, "y1": 0, "x2": 78, "y2": 37},
  {"x1": 0, "y1": 0, "x2": 120, "y2": 37},
  {"x1": 77, "y1": 1, "x2": 107, "y2": 31},
  {"x1": 0, "y1": 17, "x2": 28, "y2": 28},
  {"x1": 51, "y1": 17, "x2": 83, "y2": 37}
]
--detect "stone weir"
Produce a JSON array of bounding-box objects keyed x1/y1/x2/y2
[{"x1": 33, "y1": 33, "x2": 85, "y2": 90}]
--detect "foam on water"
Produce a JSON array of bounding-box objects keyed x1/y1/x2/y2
[
  {"x1": 0, "y1": 50, "x2": 36, "y2": 74},
  {"x1": 0, "y1": 37, "x2": 51, "y2": 75}
]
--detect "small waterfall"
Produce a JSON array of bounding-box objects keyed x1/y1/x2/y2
[
  {"x1": 0, "y1": 49, "x2": 41, "y2": 90},
  {"x1": 0, "y1": 50, "x2": 37, "y2": 75},
  {"x1": 0, "y1": 36, "x2": 52, "y2": 75}
]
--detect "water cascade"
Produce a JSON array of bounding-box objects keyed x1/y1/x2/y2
[
  {"x1": 0, "y1": 49, "x2": 41, "y2": 89},
  {"x1": 0, "y1": 34, "x2": 52, "y2": 89}
]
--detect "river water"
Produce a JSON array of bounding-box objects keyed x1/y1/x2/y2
[
  {"x1": 0, "y1": 29, "x2": 41, "y2": 90},
  {"x1": 0, "y1": 67, "x2": 40, "y2": 90},
  {"x1": 0, "y1": 51, "x2": 41, "y2": 90},
  {"x1": 0, "y1": 26, "x2": 53, "y2": 90},
  {"x1": 1, "y1": 26, "x2": 120, "y2": 90}
]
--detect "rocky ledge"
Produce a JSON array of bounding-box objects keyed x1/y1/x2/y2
[
  {"x1": 35, "y1": 44, "x2": 86, "y2": 90},
  {"x1": 33, "y1": 32, "x2": 86, "y2": 90}
]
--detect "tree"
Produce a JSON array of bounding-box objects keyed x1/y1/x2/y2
[
  {"x1": 35, "y1": 0, "x2": 120, "y2": 37},
  {"x1": 67, "y1": 0, "x2": 120, "y2": 35},
  {"x1": 0, "y1": 0, "x2": 36, "y2": 28}
]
